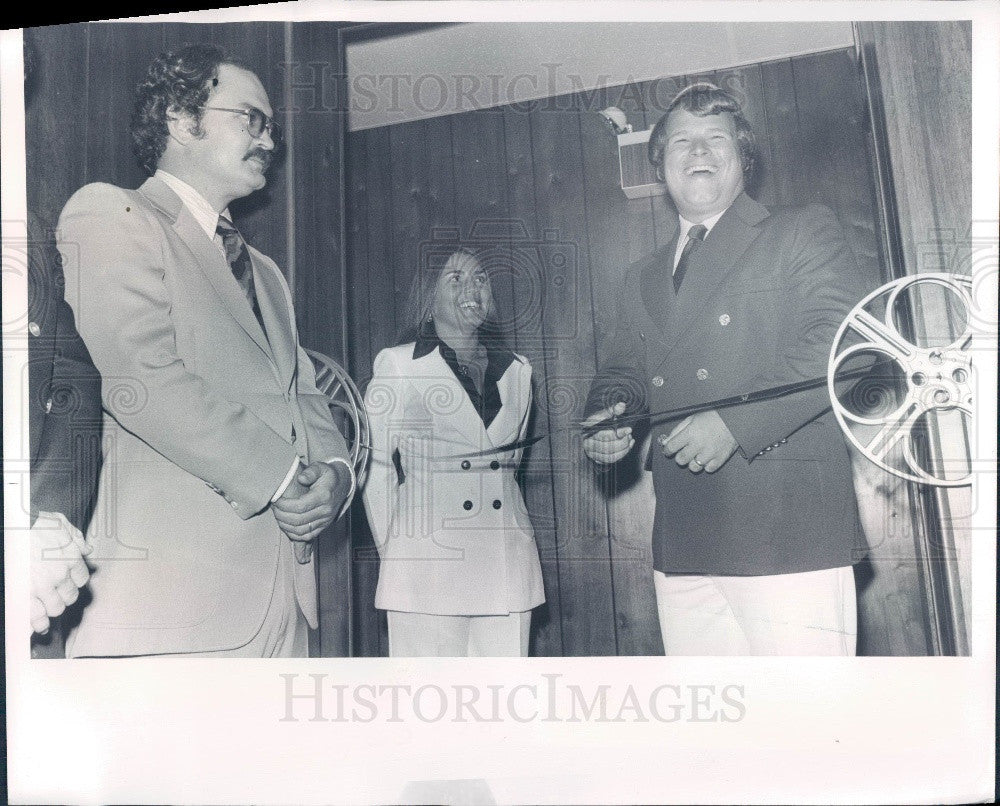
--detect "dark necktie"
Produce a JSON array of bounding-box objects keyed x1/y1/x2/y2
[
  {"x1": 672, "y1": 223, "x2": 708, "y2": 292},
  {"x1": 216, "y1": 216, "x2": 266, "y2": 335}
]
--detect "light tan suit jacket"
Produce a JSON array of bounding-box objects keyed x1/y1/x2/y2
[{"x1": 58, "y1": 177, "x2": 349, "y2": 656}]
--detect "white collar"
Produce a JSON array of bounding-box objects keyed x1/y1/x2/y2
[
  {"x1": 677, "y1": 207, "x2": 728, "y2": 241},
  {"x1": 155, "y1": 169, "x2": 233, "y2": 241}
]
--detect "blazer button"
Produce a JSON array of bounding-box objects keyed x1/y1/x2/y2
[
  {"x1": 463, "y1": 500, "x2": 473, "y2": 511},
  {"x1": 231, "y1": 501, "x2": 239, "y2": 509},
  {"x1": 461, "y1": 460, "x2": 471, "y2": 470},
  {"x1": 492, "y1": 499, "x2": 502, "y2": 510},
  {"x1": 490, "y1": 460, "x2": 500, "y2": 470},
  {"x1": 651, "y1": 376, "x2": 664, "y2": 387},
  {"x1": 28, "y1": 321, "x2": 41, "y2": 337},
  {"x1": 719, "y1": 314, "x2": 731, "y2": 326},
  {"x1": 696, "y1": 368, "x2": 709, "y2": 381}
]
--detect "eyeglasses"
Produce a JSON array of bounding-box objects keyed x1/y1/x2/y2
[{"x1": 202, "y1": 106, "x2": 282, "y2": 142}]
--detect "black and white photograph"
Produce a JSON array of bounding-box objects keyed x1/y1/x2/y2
[{"x1": 3, "y1": 2, "x2": 997, "y2": 803}]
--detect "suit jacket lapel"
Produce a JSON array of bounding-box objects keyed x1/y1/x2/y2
[
  {"x1": 656, "y1": 193, "x2": 770, "y2": 367},
  {"x1": 485, "y1": 362, "x2": 522, "y2": 446},
  {"x1": 639, "y1": 238, "x2": 679, "y2": 335},
  {"x1": 249, "y1": 250, "x2": 295, "y2": 389},
  {"x1": 138, "y1": 177, "x2": 273, "y2": 361}
]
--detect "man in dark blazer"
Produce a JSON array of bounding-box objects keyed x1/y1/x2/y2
[
  {"x1": 25, "y1": 34, "x2": 103, "y2": 637},
  {"x1": 27, "y1": 210, "x2": 103, "y2": 637},
  {"x1": 584, "y1": 83, "x2": 870, "y2": 655}
]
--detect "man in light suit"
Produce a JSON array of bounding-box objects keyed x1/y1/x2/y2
[
  {"x1": 584, "y1": 83, "x2": 870, "y2": 655},
  {"x1": 57, "y1": 44, "x2": 354, "y2": 657}
]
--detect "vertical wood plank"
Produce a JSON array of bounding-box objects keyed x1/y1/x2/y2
[
  {"x1": 529, "y1": 92, "x2": 618, "y2": 656},
  {"x1": 345, "y1": 128, "x2": 384, "y2": 658},
  {"x1": 24, "y1": 25, "x2": 90, "y2": 225},
  {"x1": 578, "y1": 82, "x2": 662, "y2": 656},
  {"x1": 501, "y1": 103, "x2": 565, "y2": 656},
  {"x1": 85, "y1": 23, "x2": 164, "y2": 192}
]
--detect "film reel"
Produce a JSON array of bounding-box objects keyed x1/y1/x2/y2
[
  {"x1": 828, "y1": 273, "x2": 974, "y2": 487},
  {"x1": 306, "y1": 348, "x2": 372, "y2": 488}
]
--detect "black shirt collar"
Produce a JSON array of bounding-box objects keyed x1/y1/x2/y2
[{"x1": 412, "y1": 322, "x2": 520, "y2": 428}]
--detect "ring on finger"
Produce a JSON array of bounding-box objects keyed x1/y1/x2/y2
[{"x1": 691, "y1": 458, "x2": 704, "y2": 467}]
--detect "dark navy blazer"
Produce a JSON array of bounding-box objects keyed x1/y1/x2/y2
[{"x1": 588, "y1": 193, "x2": 872, "y2": 576}]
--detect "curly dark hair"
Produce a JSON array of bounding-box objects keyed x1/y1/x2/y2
[
  {"x1": 647, "y1": 82, "x2": 757, "y2": 187},
  {"x1": 130, "y1": 43, "x2": 233, "y2": 175}
]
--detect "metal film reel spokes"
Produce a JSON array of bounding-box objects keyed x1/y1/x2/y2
[
  {"x1": 306, "y1": 349, "x2": 372, "y2": 488},
  {"x1": 827, "y1": 273, "x2": 974, "y2": 487}
]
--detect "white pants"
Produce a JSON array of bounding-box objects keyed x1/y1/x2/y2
[
  {"x1": 387, "y1": 610, "x2": 531, "y2": 657},
  {"x1": 653, "y1": 565, "x2": 857, "y2": 656}
]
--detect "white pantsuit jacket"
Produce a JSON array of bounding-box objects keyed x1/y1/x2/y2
[{"x1": 362, "y1": 340, "x2": 545, "y2": 616}]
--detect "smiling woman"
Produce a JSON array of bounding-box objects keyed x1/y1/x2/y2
[{"x1": 361, "y1": 246, "x2": 545, "y2": 657}]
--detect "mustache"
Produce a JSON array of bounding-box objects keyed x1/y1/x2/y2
[{"x1": 244, "y1": 147, "x2": 273, "y2": 169}]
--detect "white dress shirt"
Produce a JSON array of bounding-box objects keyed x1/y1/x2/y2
[{"x1": 672, "y1": 208, "x2": 728, "y2": 272}]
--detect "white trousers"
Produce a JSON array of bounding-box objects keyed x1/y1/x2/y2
[
  {"x1": 653, "y1": 565, "x2": 857, "y2": 656},
  {"x1": 387, "y1": 610, "x2": 531, "y2": 657}
]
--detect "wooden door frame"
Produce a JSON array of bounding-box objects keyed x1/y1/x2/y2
[{"x1": 854, "y1": 21, "x2": 970, "y2": 655}]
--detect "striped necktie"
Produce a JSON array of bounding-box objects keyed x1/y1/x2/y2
[{"x1": 216, "y1": 216, "x2": 266, "y2": 335}]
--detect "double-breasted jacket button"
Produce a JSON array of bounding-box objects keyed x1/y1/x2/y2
[
  {"x1": 651, "y1": 376, "x2": 664, "y2": 387},
  {"x1": 490, "y1": 460, "x2": 500, "y2": 470},
  {"x1": 461, "y1": 460, "x2": 471, "y2": 470},
  {"x1": 696, "y1": 368, "x2": 709, "y2": 381},
  {"x1": 231, "y1": 501, "x2": 239, "y2": 509},
  {"x1": 28, "y1": 321, "x2": 41, "y2": 337},
  {"x1": 719, "y1": 314, "x2": 731, "y2": 326},
  {"x1": 463, "y1": 500, "x2": 473, "y2": 511},
  {"x1": 492, "y1": 499, "x2": 502, "y2": 510}
]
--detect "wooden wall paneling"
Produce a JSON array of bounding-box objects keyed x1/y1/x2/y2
[
  {"x1": 760, "y1": 58, "x2": 809, "y2": 208},
  {"x1": 861, "y1": 22, "x2": 972, "y2": 275},
  {"x1": 24, "y1": 25, "x2": 90, "y2": 226},
  {"x1": 578, "y1": 83, "x2": 661, "y2": 655},
  {"x1": 388, "y1": 118, "x2": 437, "y2": 323},
  {"x1": 287, "y1": 22, "x2": 350, "y2": 657},
  {"x1": 529, "y1": 92, "x2": 618, "y2": 655},
  {"x1": 83, "y1": 23, "x2": 163, "y2": 192},
  {"x1": 501, "y1": 103, "x2": 565, "y2": 656},
  {"x1": 346, "y1": 126, "x2": 397, "y2": 656},
  {"x1": 363, "y1": 127, "x2": 401, "y2": 371},
  {"x1": 638, "y1": 73, "x2": 686, "y2": 245},
  {"x1": 724, "y1": 64, "x2": 777, "y2": 207},
  {"x1": 789, "y1": 50, "x2": 881, "y2": 263},
  {"x1": 345, "y1": 128, "x2": 384, "y2": 657},
  {"x1": 450, "y1": 108, "x2": 513, "y2": 324}
]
